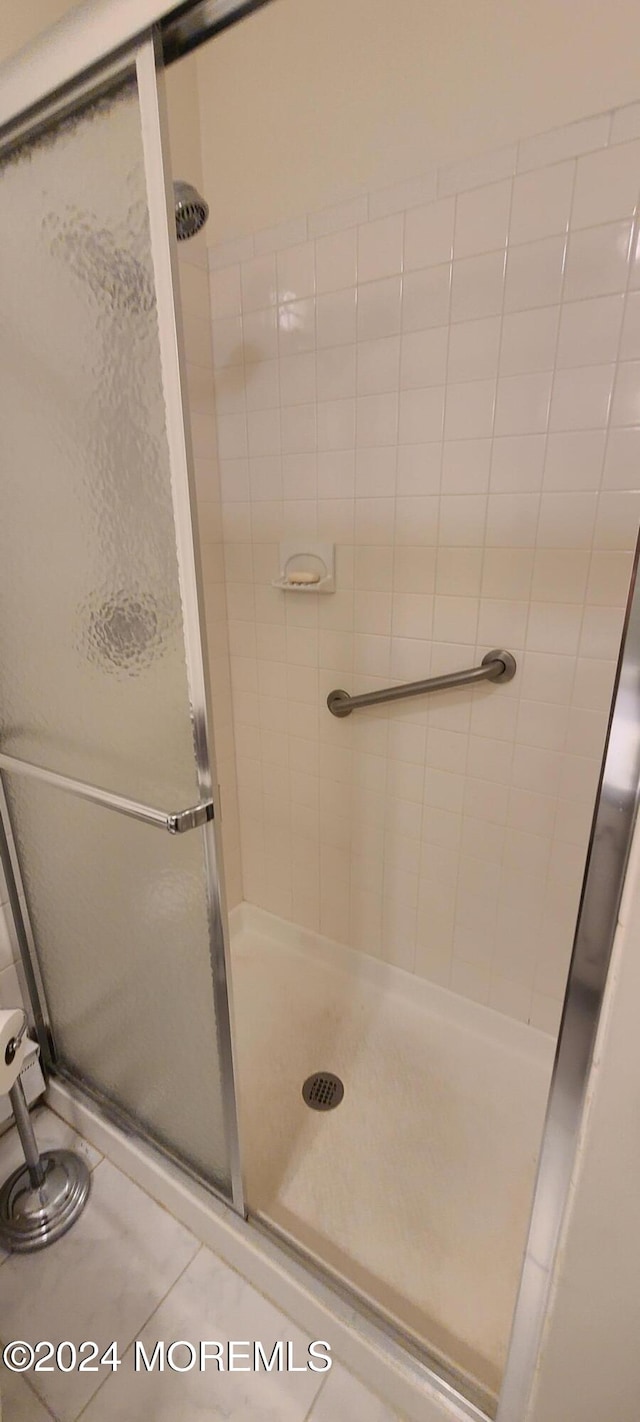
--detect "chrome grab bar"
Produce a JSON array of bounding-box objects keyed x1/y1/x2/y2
[
  {"x1": 0, "y1": 753, "x2": 213, "y2": 833},
  {"x1": 327, "y1": 648, "x2": 516, "y2": 718}
]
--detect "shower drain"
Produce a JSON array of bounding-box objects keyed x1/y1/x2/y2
[{"x1": 302, "y1": 1072, "x2": 344, "y2": 1111}]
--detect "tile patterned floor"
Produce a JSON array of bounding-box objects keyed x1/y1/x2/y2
[{"x1": 0, "y1": 1109, "x2": 403, "y2": 1422}]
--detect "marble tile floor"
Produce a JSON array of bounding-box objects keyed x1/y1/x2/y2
[{"x1": 0, "y1": 1108, "x2": 403, "y2": 1422}]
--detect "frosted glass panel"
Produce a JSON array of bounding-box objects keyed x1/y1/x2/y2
[
  {"x1": 0, "y1": 67, "x2": 237, "y2": 1198},
  {"x1": 0, "y1": 78, "x2": 197, "y2": 806},
  {"x1": 5, "y1": 778, "x2": 230, "y2": 1189}
]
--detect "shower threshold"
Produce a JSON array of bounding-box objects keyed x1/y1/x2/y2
[{"x1": 231, "y1": 904, "x2": 555, "y2": 1409}]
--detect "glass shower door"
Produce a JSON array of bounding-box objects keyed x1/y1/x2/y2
[{"x1": 0, "y1": 41, "x2": 243, "y2": 1207}]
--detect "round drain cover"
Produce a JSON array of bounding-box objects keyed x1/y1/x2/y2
[{"x1": 302, "y1": 1072, "x2": 344, "y2": 1111}]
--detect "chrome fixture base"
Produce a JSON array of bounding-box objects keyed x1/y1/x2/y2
[
  {"x1": 0, "y1": 1150, "x2": 90, "y2": 1252},
  {"x1": 481, "y1": 648, "x2": 516, "y2": 681}
]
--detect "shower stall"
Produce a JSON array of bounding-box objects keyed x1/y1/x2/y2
[{"x1": 1, "y1": 2, "x2": 639, "y2": 1419}]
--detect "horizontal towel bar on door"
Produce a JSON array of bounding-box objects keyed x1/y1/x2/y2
[
  {"x1": 0, "y1": 753, "x2": 213, "y2": 833},
  {"x1": 327, "y1": 649, "x2": 517, "y2": 718}
]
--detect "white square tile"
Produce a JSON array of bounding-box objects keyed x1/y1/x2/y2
[
  {"x1": 477, "y1": 596, "x2": 528, "y2": 646},
  {"x1": 278, "y1": 297, "x2": 316, "y2": 354},
  {"x1": 441, "y1": 438, "x2": 491, "y2": 493},
  {"x1": 439, "y1": 494, "x2": 487, "y2": 546},
  {"x1": 249, "y1": 455, "x2": 282, "y2": 500},
  {"x1": 400, "y1": 326, "x2": 448, "y2": 387},
  {"x1": 315, "y1": 227, "x2": 357, "y2": 293},
  {"x1": 544, "y1": 429, "x2": 607, "y2": 490},
  {"x1": 356, "y1": 392, "x2": 398, "y2": 446},
  {"x1": 531, "y1": 548, "x2": 589, "y2": 602},
  {"x1": 396, "y1": 443, "x2": 442, "y2": 495},
  {"x1": 247, "y1": 407, "x2": 280, "y2": 457},
  {"x1": 549, "y1": 364, "x2": 615, "y2": 430},
  {"x1": 587, "y1": 549, "x2": 634, "y2": 604},
  {"x1": 243, "y1": 307, "x2": 279, "y2": 361},
  {"x1": 486, "y1": 493, "x2": 540, "y2": 546},
  {"x1": 527, "y1": 601, "x2": 583, "y2": 654},
  {"x1": 316, "y1": 345, "x2": 356, "y2": 401},
  {"x1": 394, "y1": 544, "x2": 438, "y2": 591},
  {"x1": 436, "y1": 546, "x2": 483, "y2": 594},
  {"x1": 209, "y1": 263, "x2": 242, "y2": 319},
  {"x1": 217, "y1": 412, "x2": 248, "y2": 460},
  {"x1": 451, "y1": 251, "x2": 506, "y2": 321},
  {"x1": 357, "y1": 335, "x2": 401, "y2": 394},
  {"x1": 212, "y1": 315, "x2": 243, "y2": 368},
  {"x1": 358, "y1": 277, "x2": 402, "y2": 339},
  {"x1": 564, "y1": 220, "x2": 633, "y2": 299},
  {"x1": 454, "y1": 179, "x2": 511, "y2": 258},
  {"x1": 494, "y1": 372, "x2": 552, "y2": 435},
  {"x1": 278, "y1": 351, "x2": 315, "y2": 405},
  {"x1": 509, "y1": 161, "x2": 574, "y2": 243},
  {"x1": 316, "y1": 289, "x2": 356, "y2": 348},
  {"x1": 317, "y1": 398, "x2": 355, "y2": 450},
  {"x1": 444, "y1": 378, "x2": 496, "y2": 438},
  {"x1": 398, "y1": 386, "x2": 445, "y2": 443},
  {"x1": 433, "y1": 595, "x2": 479, "y2": 642},
  {"x1": 276, "y1": 240, "x2": 316, "y2": 303},
  {"x1": 610, "y1": 361, "x2": 640, "y2": 425},
  {"x1": 244, "y1": 358, "x2": 279, "y2": 411},
  {"x1": 355, "y1": 446, "x2": 397, "y2": 496},
  {"x1": 505, "y1": 235, "x2": 566, "y2": 311},
  {"x1": 318, "y1": 452, "x2": 356, "y2": 503},
  {"x1": 620, "y1": 290, "x2": 640, "y2": 359},
  {"x1": 490, "y1": 434, "x2": 545, "y2": 492},
  {"x1": 241, "y1": 253, "x2": 277, "y2": 311},
  {"x1": 603, "y1": 427, "x2": 640, "y2": 489},
  {"x1": 447, "y1": 315, "x2": 501, "y2": 381},
  {"x1": 557, "y1": 294, "x2": 624, "y2": 367},
  {"x1": 594, "y1": 490, "x2": 640, "y2": 549},
  {"x1": 357, "y1": 213, "x2": 404, "y2": 281},
  {"x1": 402, "y1": 265, "x2": 450, "y2": 330},
  {"x1": 500, "y1": 306, "x2": 559, "y2": 375},
  {"x1": 404, "y1": 196, "x2": 455, "y2": 270},
  {"x1": 537, "y1": 491, "x2": 598, "y2": 547},
  {"x1": 394, "y1": 496, "x2": 439, "y2": 545},
  {"x1": 571, "y1": 139, "x2": 640, "y2": 229},
  {"x1": 283, "y1": 406, "x2": 317, "y2": 455}
]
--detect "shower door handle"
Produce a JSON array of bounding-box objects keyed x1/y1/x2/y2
[{"x1": 0, "y1": 752, "x2": 213, "y2": 834}]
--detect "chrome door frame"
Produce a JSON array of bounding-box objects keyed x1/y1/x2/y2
[
  {"x1": 0, "y1": 31, "x2": 245, "y2": 1218},
  {"x1": 4, "y1": 2, "x2": 640, "y2": 1419}
]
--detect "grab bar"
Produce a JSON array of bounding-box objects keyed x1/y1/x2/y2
[
  {"x1": 0, "y1": 752, "x2": 213, "y2": 833},
  {"x1": 327, "y1": 648, "x2": 516, "y2": 717}
]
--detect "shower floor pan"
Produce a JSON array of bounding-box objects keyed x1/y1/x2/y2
[{"x1": 231, "y1": 904, "x2": 554, "y2": 1406}]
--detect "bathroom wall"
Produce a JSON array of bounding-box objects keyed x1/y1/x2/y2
[
  {"x1": 203, "y1": 103, "x2": 640, "y2": 1031},
  {"x1": 197, "y1": 0, "x2": 640, "y2": 244}
]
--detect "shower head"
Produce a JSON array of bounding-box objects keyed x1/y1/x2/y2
[{"x1": 173, "y1": 180, "x2": 209, "y2": 241}]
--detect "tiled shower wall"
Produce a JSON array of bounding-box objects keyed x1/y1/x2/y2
[{"x1": 204, "y1": 103, "x2": 640, "y2": 1032}]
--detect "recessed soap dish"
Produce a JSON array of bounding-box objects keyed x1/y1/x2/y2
[{"x1": 272, "y1": 541, "x2": 335, "y2": 593}]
